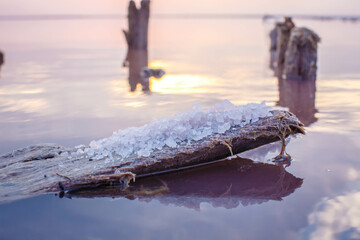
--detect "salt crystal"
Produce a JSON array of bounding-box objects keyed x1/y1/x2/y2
[
  {"x1": 60, "y1": 152, "x2": 69, "y2": 157},
  {"x1": 76, "y1": 149, "x2": 84, "y2": 155},
  {"x1": 165, "y1": 138, "x2": 177, "y2": 148},
  {"x1": 81, "y1": 100, "x2": 273, "y2": 160},
  {"x1": 216, "y1": 114, "x2": 224, "y2": 123},
  {"x1": 89, "y1": 141, "x2": 101, "y2": 149},
  {"x1": 75, "y1": 144, "x2": 85, "y2": 149},
  {"x1": 218, "y1": 122, "x2": 231, "y2": 133}
]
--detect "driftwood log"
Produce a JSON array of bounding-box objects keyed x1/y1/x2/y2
[
  {"x1": 0, "y1": 110, "x2": 304, "y2": 203},
  {"x1": 123, "y1": 0, "x2": 151, "y2": 91},
  {"x1": 68, "y1": 157, "x2": 303, "y2": 210}
]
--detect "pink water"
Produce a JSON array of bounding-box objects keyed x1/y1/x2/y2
[{"x1": 0, "y1": 17, "x2": 360, "y2": 239}]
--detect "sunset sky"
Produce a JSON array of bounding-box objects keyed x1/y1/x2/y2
[{"x1": 0, "y1": 0, "x2": 359, "y2": 16}]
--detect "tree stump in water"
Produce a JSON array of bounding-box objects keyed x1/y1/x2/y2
[
  {"x1": 273, "y1": 17, "x2": 320, "y2": 80},
  {"x1": 283, "y1": 28, "x2": 320, "y2": 80},
  {"x1": 123, "y1": 0, "x2": 150, "y2": 91},
  {"x1": 269, "y1": 24, "x2": 279, "y2": 71}
]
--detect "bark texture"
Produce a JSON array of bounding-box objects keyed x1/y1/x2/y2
[{"x1": 284, "y1": 27, "x2": 320, "y2": 80}]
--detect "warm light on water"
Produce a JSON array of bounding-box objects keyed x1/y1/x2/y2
[
  {"x1": 0, "y1": 12, "x2": 360, "y2": 240},
  {"x1": 151, "y1": 74, "x2": 219, "y2": 94}
]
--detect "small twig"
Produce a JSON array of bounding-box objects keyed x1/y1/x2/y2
[
  {"x1": 223, "y1": 141, "x2": 234, "y2": 156},
  {"x1": 56, "y1": 173, "x2": 72, "y2": 181}
]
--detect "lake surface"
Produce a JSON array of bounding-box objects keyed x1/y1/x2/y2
[{"x1": 1, "y1": 16, "x2": 360, "y2": 240}]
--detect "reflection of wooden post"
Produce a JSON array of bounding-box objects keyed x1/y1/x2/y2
[
  {"x1": 284, "y1": 28, "x2": 320, "y2": 80},
  {"x1": 128, "y1": 49, "x2": 148, "y2": 91},
  {"x1": 123, "y1": 0, "x2": 150, "y2": 91},
  {"x1": 277, "y1": 78, "x2": 317, "y2": 126}
]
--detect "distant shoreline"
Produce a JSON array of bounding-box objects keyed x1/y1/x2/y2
[{"x1": 0, "y1": 13, "x2": 359, "y2": 21}]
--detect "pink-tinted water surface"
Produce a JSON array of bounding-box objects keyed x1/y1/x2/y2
[{"x1": 0, "y1": 16, "x2": 360, "y2": 240}]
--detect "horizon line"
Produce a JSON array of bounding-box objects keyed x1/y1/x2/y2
[{"x1": 0, "y1": 13, "x2": 359, "y2": 21}]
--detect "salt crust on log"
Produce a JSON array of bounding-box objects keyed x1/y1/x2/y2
[{"x1": 0, "y1": 101, "x2": 305, "y2": 203}]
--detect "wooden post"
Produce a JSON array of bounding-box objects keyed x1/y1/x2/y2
[
  {"x1": 123, "y1": 0, "x2": 150, "y2": 50},
  {"x1": 275, "y1": 17, "x2": 295, "y2": 78},
  {"x1": 123, "y1": 0, "x2": 150, "y2": 91},
  {"x1": 269, "y1": 23, "x2": 281, "y2": 71},
  {"x1": 283, "y1": 27, "x2": 320, "y2": 80}
]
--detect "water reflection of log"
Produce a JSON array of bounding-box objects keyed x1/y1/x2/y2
[
  {"x1": 277, "y1": 78, "x2": 317, "y2": 126},
  {"x1": 68, "y1": 157, "x2": 303, "y2": 210}
]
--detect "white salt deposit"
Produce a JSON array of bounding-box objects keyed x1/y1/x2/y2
[{"x1": 81, "y1": 100, "x2": 273, "y2": 161}]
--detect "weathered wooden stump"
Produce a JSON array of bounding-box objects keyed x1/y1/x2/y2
[
  {"x1": 283, "y1": 27, "x2": 320, "y2": 80},
  {"x1": 123, "y1": 0, "x2": 151, "y2": 91},
  {"x1": 269, "y1": 23, "x2": 280, "y2": 71},
  {"x1": 275, "y1": 17, "x2": 295, "y2": 77},
  {"x1": 270, "y1": 19, "x2": 319, "y2": 126},
  {"x1": 272, "y1": 17, "x2": 320, "y2": 80}
]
